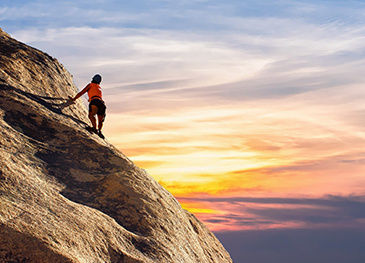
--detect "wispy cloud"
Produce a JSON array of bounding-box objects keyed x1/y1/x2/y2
[
  {"x1": 7, "y1": 0, "x2": 365, "y2": 99},
  {"x1": 178, "y1": 194, "x2": 365, "y2": 231},
  {"x1": 3, "y1": 0, "x2": 365, "y2": 237},
  {"x1": 103, "y1": 83, "x2": 365, "y2": 198}
]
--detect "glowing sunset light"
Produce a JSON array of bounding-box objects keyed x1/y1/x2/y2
[
  {"x1": 5, "y1": 0, "x2": 365, "y2": 260},
  {"x1": 180, "y1": 202, "x2": 219, "y2": 215},
  {"x1": 104, "y1": 89, "x2": 365, "y2": 199}
]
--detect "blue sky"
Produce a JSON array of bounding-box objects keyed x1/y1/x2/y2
[
  {"x1": 2, "y1": 1, "x2": 365, "y2": 262},
  {"x1": 3, "y1": 0, "x2": 365, "y2": 103}
]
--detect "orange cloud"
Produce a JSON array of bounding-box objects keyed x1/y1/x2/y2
[{"x1": 103, "y1": 85, "x2": 365, "y2": 231}]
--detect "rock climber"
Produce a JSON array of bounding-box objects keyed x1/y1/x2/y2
[{"x1": 70, "y1": 74, "x2": 106, "y2": 139}]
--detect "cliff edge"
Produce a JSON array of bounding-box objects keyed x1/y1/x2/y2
[{"x1": 0, "y1": 27, "x2": 233, "y2": 263}]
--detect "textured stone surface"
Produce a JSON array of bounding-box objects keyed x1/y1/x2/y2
[{"x1": 0, "y1": 27, "x2": 233, "y2": 263}]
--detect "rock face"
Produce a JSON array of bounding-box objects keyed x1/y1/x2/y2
[{"x1": 0, "y1": 28, "x2": 233, "y2": 263}]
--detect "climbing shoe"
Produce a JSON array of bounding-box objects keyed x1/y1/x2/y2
[
  {"x1": 98, "y1": 130, "x2": 105, "y2": 139},
  {"x1": 86, "y1": 126, "x2": 98, "y2": 134}
]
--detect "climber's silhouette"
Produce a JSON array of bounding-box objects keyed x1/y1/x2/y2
[{"x1": 70, "y1": 74, "x2": 106, "y2": 139}]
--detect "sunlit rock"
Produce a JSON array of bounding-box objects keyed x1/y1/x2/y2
[{"x1": 0, "y1": 27, "x2": 232, "y2": 263}]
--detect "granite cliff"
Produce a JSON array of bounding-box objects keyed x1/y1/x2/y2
[{"x1": 0, "y1": 28, "x2": 233, "y2": 263}]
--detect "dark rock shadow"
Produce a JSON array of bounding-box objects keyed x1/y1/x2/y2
[
  {"x1": 0, "y1": 225, "x2": 73, "y2": 263},
  {"x1": 0, "y1": 87, "x2": 151, "y2": 236},
  {"x1": 0, "y1": 83, "x2": 87, "y2": 127}
]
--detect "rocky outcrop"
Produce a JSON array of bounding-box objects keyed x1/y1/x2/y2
[{"x1": 0, "y1": 28, "x2": 233, "y2": 263}]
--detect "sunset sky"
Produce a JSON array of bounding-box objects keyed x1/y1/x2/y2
[{"x1": 2, "y1": 0, "x2": 365, "y2": 262}]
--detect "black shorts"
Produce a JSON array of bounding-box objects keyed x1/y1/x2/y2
[{"x1": 89, "y1": 99, "x2": 106, "y2": 116}]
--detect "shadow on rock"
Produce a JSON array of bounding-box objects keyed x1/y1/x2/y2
[
  {"x1": 0, "y1": 83, "x2": 86, "y2": 127},
  {"x1": 0, "y1": 83, "x2": 151, "y2": 236}
]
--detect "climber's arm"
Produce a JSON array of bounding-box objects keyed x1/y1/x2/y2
[{"x1": 71, "y1": 84, "x2": 90, "y2": 101}]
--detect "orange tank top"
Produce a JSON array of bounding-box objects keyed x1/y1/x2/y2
[{"x1": 87, "y1": 83, "x2": 102, "y2": 101}]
